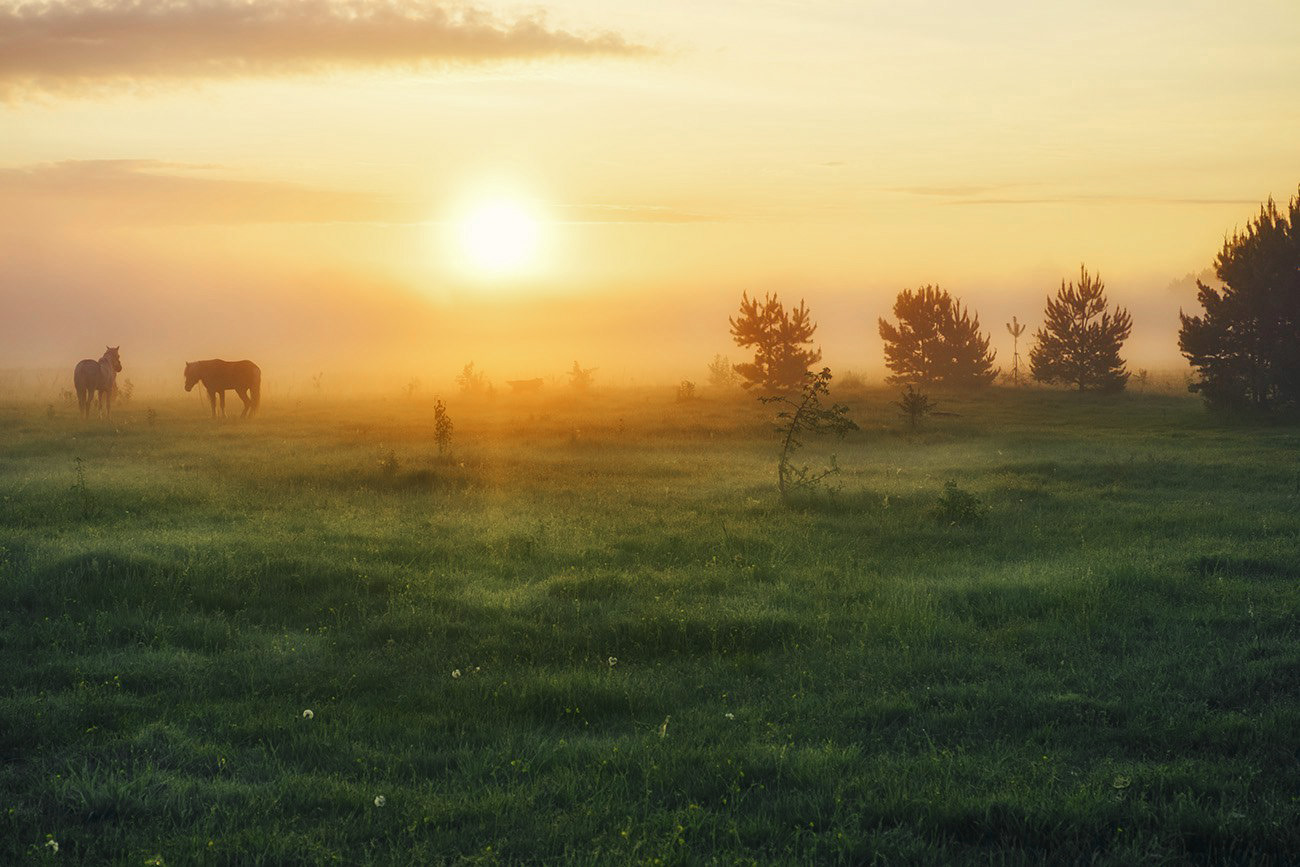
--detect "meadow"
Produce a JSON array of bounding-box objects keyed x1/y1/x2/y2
[{"x1": 1, "y1": 384, "x2": 1298, "y2": 864}]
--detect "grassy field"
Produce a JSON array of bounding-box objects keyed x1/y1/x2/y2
[{"x1": 1, "y1": 385, "x2": 1298, "y2": 864}]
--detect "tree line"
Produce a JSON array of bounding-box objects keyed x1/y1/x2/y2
[{"x1": 729, "y1": 186, "x2": 1300, "y2": 413}]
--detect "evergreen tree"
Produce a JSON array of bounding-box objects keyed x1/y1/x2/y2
[
  {"x1": 729, "y1": 292, "x2": 822, "y2": 391},
  {"x1": 1179, "y1": 189, "x2": 1300, "y2": 412},
  {"x1": 1029, "y1": 266, "x2": 1132, "y2": 391},
  {"x1": 877, "y1": 285, "x2": 997, "y2": 386}
]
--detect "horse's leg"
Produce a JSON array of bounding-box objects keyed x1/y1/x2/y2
[
  {"x1": 104, "y1": 388, "x2": 112, "y2": 420},
  {"x1": 236, "y1": 387, "x2": 251, "y2": 418},
  {"x1": 219, "y1": 390, "x2": 227, "y2": 418},
  {"x1": 207, "y1": 388, "x2": 218, "y2": 418},
  {"x1": 76, "y1": 388, "x2": 87, "y2": 419}
]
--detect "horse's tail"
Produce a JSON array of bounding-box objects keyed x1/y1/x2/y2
[
  {"x1": 250, "y1": 366, "x2": 262, "y2": 416},
  {"x1": 73, "y1": 361, "x2": 92, "y2": 417}
]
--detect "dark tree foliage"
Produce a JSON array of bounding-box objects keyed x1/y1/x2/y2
[
  {"x1": 761, "y1": 368, "x2": 858, "y2": 500},
  {"x1": 877, "y1": 285, "x2": 997, "y2": 386},
  {"x1": 729, "y1": 292, "x2": 822, "y2": 391},
  {"x1": 1029, "y1": 266, "x2": 1132, "y2": 392},
  {"x1": 1179, "y1": 189, "x2": 1300, "y2": 412},
  {"x1": 895, "y1": 384, "x2": 934, "y2": 431}
]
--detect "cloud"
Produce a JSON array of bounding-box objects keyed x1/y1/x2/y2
[
  {"x1": 890, "y1": 185, "x2": 1256, "y2": 207},
  {"x1": 0, "y1": 160, "x2": 712, "y2": 226},
  {"x1": 554, "y1": 203, "x2": 712, "y2": 224},
  {"x1": 0, "y1": 0, "x2": 647, "y2": 99},
  {"x1": 0, "y1": 159, "x2": 419, "y2": 224}
]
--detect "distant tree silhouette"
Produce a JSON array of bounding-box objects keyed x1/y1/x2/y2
[
  {"x1": 456, "y1": 362, "x2": 489, "y2": 395},
  {"x1": 707, "y1": 354, "x2": 738, "y2": 389},
  {"x1": 877, "y1": 285, "x2": 997, "y2": 386},
  {"x1": 1179, "y1": 189, "x2": 1300, "y2": 412},
  {"x1": 729, "y1": 292, "x2": 822, "y2": 391},
  {"x1": 568, "y1": 361, "x2": 596, "y2": 391},
  {"x1": 1030, "y1": 266, "x2": 1132, "y2": 392}
]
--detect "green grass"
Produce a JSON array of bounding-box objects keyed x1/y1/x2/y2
[{"x1": 2, "y1": 386, "x2": 1298, "y2": 864}]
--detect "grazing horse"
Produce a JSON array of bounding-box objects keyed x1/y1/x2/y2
[
  {"x1": 73, "y1": 346, "x2": 122, "y2": 419},
  {"x1": 184, "y1": 359, "x2": 261, "y2": 418}
]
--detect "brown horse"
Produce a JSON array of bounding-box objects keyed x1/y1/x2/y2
[
  {"x1": 73, "y1": 346, "x2": 122, "y2": 419},
  {"x1": 184, "y1": 359, "x2": 261, "y2": 418}
]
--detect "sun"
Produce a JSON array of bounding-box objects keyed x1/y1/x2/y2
[{"x1": 457, "y1": 198, "x2": 541, "y2": 277}]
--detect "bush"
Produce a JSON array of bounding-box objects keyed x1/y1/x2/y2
[{"x1": 933, "y1": 481, "x2": 988, "y2": 526}]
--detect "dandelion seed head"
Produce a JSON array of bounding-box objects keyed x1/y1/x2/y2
[
  {"x1": 451, "y1": 669, "x2": 462, "y2": 679},
  {"x1": 302, "y1": 709, "x2": 314, "y2": 720},
  {"x1": 374, "y1": 794, "x2": 386, "y2": 807}
]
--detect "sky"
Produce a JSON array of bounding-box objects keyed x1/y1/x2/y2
[{"x1": 3, "y1": 0, "x2": 1299, "y2": 391}]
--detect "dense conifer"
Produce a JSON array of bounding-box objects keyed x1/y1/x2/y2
[
  {"x1": 1179, "y1": 189, "x2": 1300, "y2": 412},
  {"x1": 729, "y1": 292, "x2": 822, "y2": 391},
  {"x1": 877, "y1": 285, "x2": 997, "y2": 386},
  {"x1": 1029, "y1": 266, "x2": 1132, "y2": 392}
]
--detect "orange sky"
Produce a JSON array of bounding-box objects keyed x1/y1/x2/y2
[{"x1": 2, "y1": 0, "x2": 1298, "y2": 389}]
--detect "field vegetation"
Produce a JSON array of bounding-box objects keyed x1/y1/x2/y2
[{"x1": 2, "y1": 385, "x2": 1298, "y2": 863}]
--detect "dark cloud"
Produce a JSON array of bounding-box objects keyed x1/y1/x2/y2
[{"x1": 0, "y1": 0, "x2": 647, "y2": 99}]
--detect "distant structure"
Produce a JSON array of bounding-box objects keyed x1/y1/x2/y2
[{"x1": 1006, "y1": 316, "x2": 1027, "y2": 385}]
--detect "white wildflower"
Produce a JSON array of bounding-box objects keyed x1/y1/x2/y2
[
  {"x1": 45, "y1": 839, "x2": 59, "y2": 854},
  {"x1": 374, "y1": 794, "x2": 386, "y2": 807},
  {"x1": 451, "y1": 669, "x2": 461, "y2": 679},
  {"x1": 302, "y1": 709, "x2": 314, "y2": 720},
  {"x1": 607, "y1": 656, "x2": 618, "y2": 668},
  {"x1": 724, "y1": 712, "x2": 735, "y2": 720}
]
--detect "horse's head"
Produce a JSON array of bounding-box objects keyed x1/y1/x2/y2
[
  {"x1": 184, "y1": 361, "x2": 199, "y2": 392},
  {"x1": 105, "y1": 346, "x2": 122, "y2": 372}
]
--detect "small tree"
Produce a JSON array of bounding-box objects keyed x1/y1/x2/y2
[
  {"x1": 434, "y1": 399, "x2": 453, "y2": 457},
  {"x1": 1179, "y1": 189, "x2": 1300, "y2": 412},
  {"x1": 895, "y1": 385, "x2": 933, "y2": 431},
  {"x1": 730, "y1": 292, "x2": 822, "y2": 391},
  {"x1": 456, "y1": 362, "x2": 489, "y2": 396},
  {"x1": 676, "y1": 381, "x2": 696, "y2": 402},
  {"x1": 1030, "y1": 265, "x2": 1132, "y2": 392},
  {"x1": 707, "y1": 354, "x2": 738, "y2": 389},
  {"x1": 878, "y1": 285, "x2": 997, "y2": 386},
  {"x1": 568, "y1": 361, "x2": 596, "y2": 391},
  {"x1": 761, "y1": 368, "x2": 858, "y2": 501}
]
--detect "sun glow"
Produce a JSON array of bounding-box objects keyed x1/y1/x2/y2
[{"x1": 456, "y1": 198, "x2": 541, "y2": 277}]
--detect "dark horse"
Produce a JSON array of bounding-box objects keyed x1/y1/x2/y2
[
  {"x1": 73, "y1": 346, "x2": 122, "y2": 419},
  {"x1": 184, "y1": 359, "x2": 261, "y2": 418}
]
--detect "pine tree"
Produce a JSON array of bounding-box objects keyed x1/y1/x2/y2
[
  {"x1": 1179, "y1": 189, "x2": 1300, "y2": 412},
  {"x1": 877, "y1": 285, "x2": 997, "y2": 386},
  {"x1": 1029, "y1": 266, "x2": 1132, "y2": 392},
  {"x1": 729, "y1": 292, "x2": 822, "y2": 391}
]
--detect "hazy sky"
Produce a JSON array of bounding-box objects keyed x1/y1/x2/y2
[{"x1": 3, "y1": 0, "x2": 1298, "y2": 387}]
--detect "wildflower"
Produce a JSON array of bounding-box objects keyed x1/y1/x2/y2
[
  {"x1": 1112, "y1": 774, "x2": 1131, "y2": 790},
  {"x1": 607, "y1": 656, "x2": 618, "y2": 668},
  {"x1": 45, "y1": 839, "x2": 59, "y2": 854},
  {"x1": 724, "y1": 712, "x2": 735, "y2": 720},
  {"x1": 374, "y1": 795, "x2": 386, "y2": 808},
  {"x1": 451, "y1": 669, "x2": 461, "y2": 679},
  {"x1": 302, "y1": 709, "x2": 314, "y2": 720}
]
